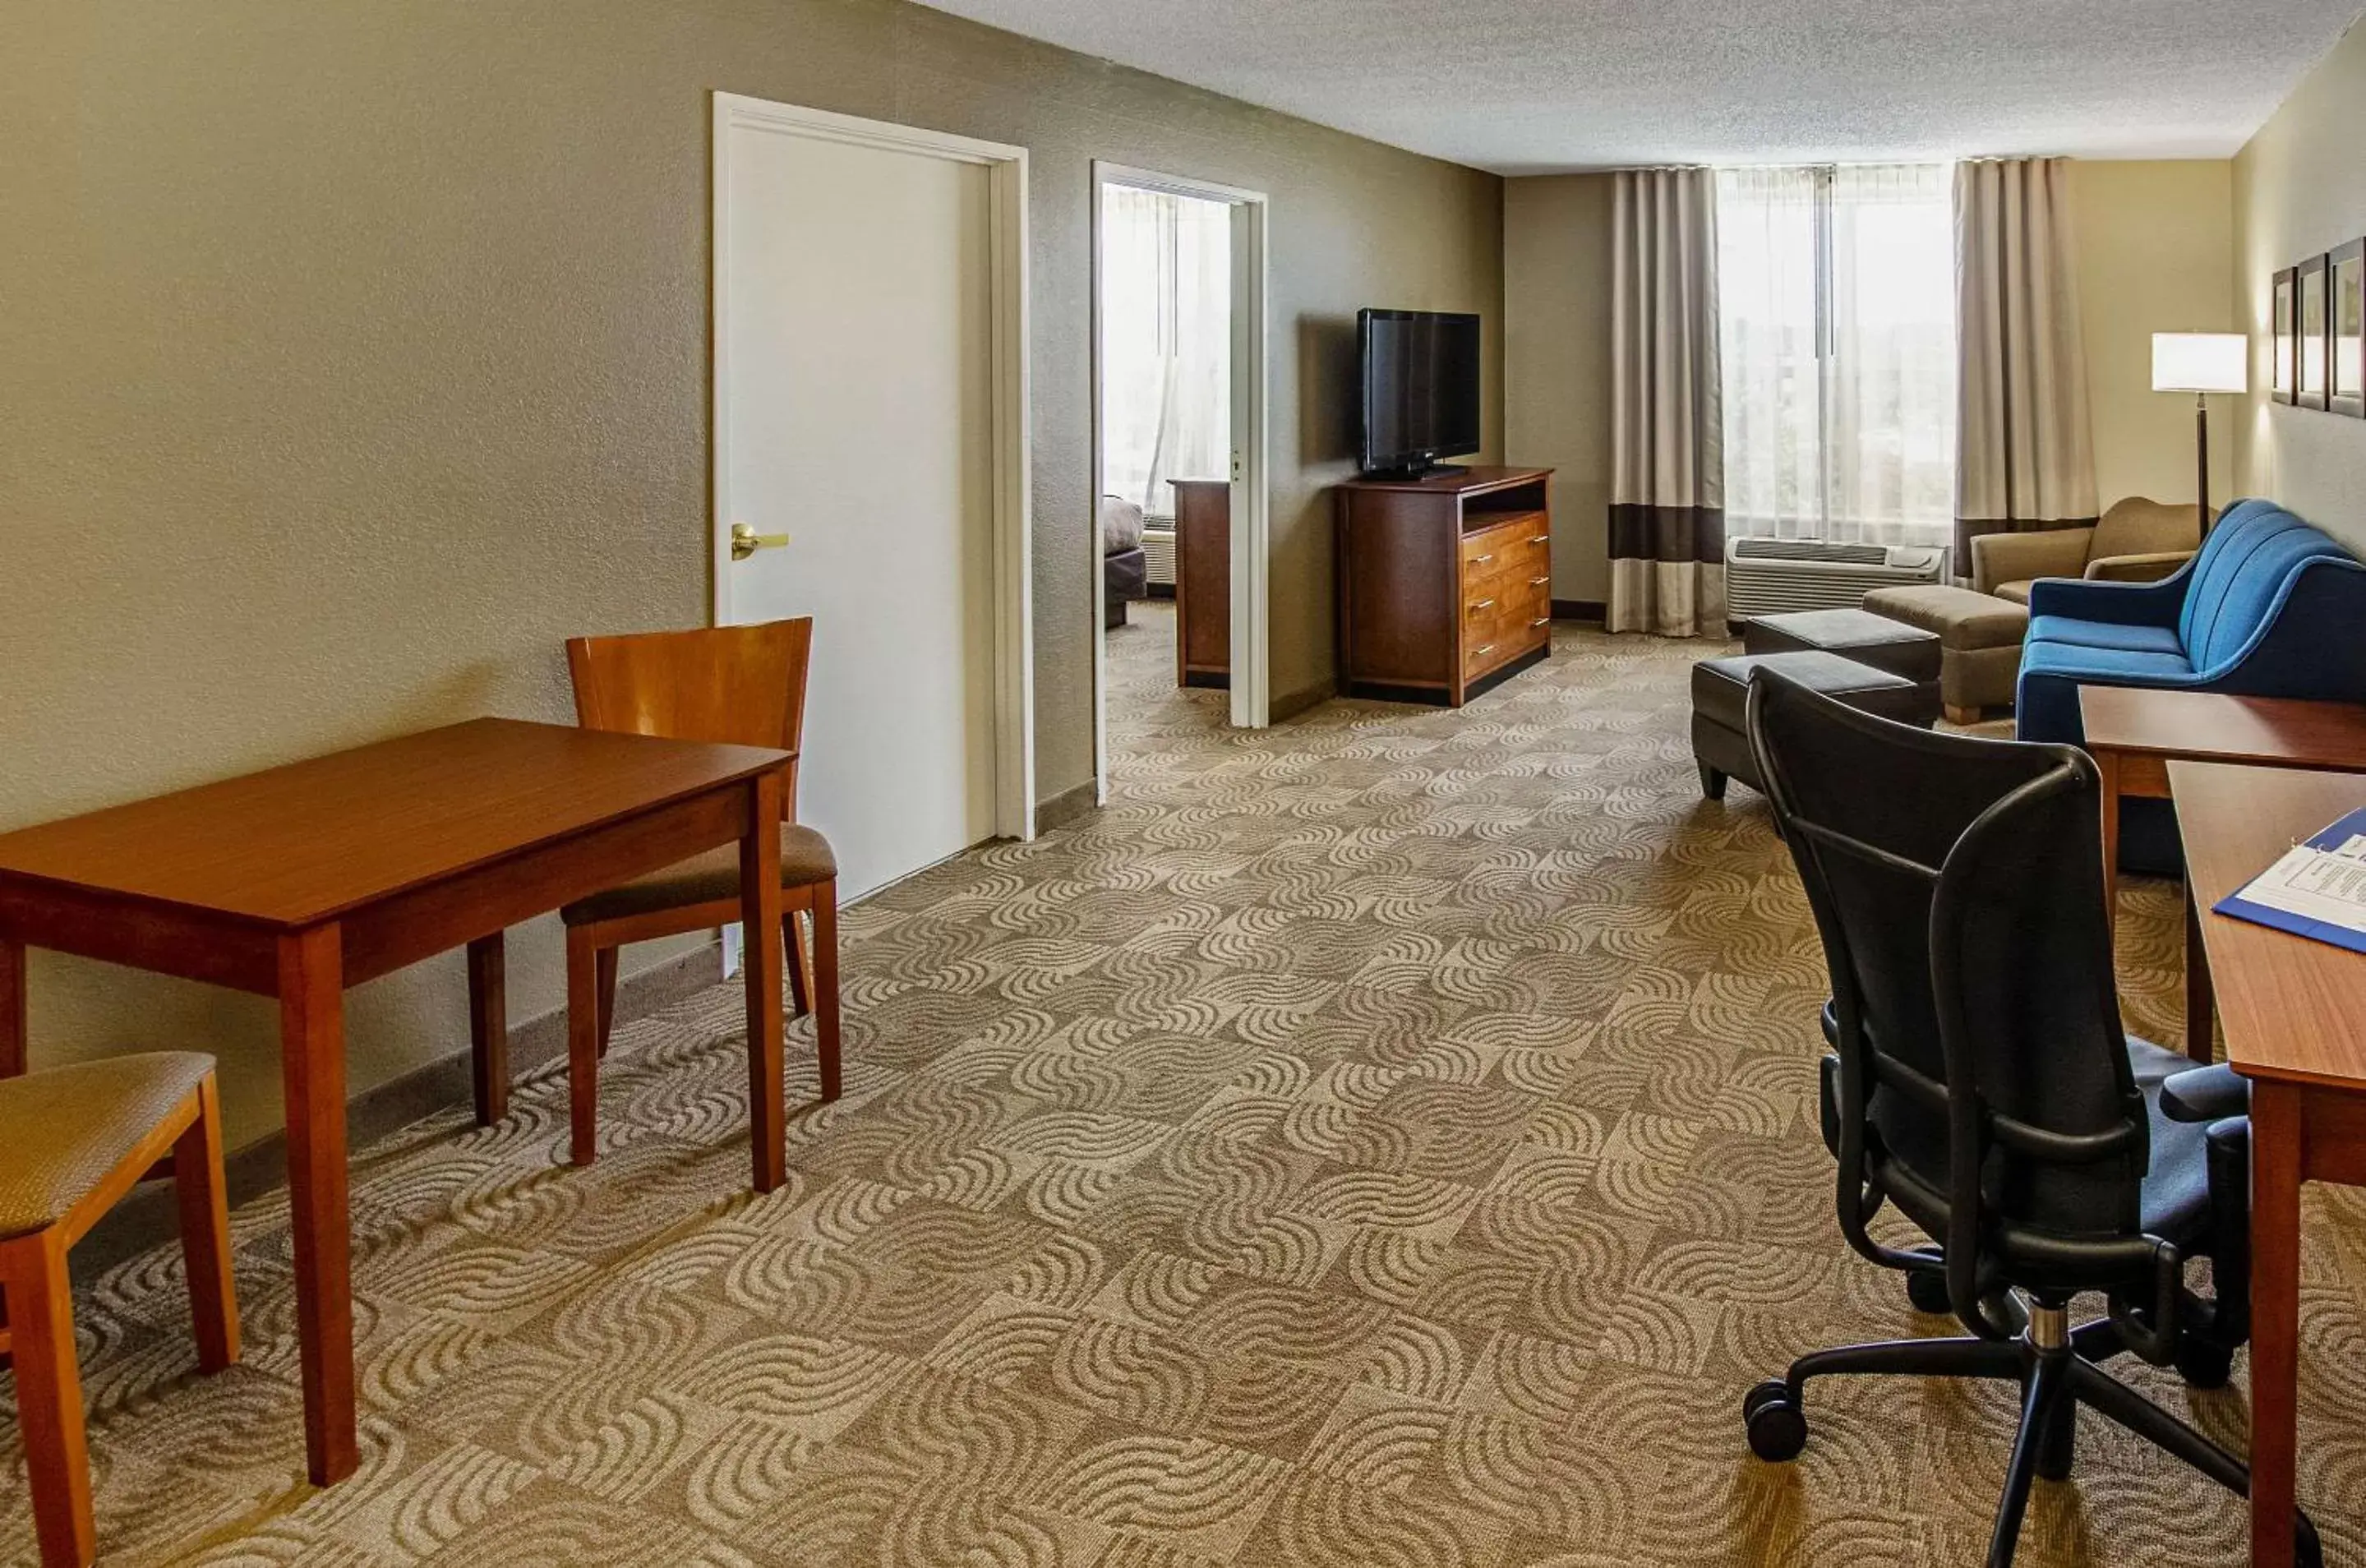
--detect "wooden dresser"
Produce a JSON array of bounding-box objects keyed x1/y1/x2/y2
[
  {"x1": 1169, "y1": 478, "x2": 1230, "y2": 689},
  {"x1": 1335, "y1": 467, "x2": 1555, "y2": 705}
]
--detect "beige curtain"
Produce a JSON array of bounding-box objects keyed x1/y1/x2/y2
[
  {"x1": 1954, "y1": 158, "x2": 2097, "y2": 569},
  {"x1": 1608, "y1": 168, "x2": 1724, "y2": 637}
]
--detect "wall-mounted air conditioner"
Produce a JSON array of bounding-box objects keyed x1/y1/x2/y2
[{"x1": 1724, "y1": 537, "x2": 1949, "y2": 621}]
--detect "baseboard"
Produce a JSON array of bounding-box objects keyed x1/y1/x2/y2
[
  {"x1": 75, "y1": 939, "x2": 728, "y2": 1275},
  {"x1": 1552, "y1": 598, "x2": 1607, "y2": 623},
  {"x1": 1271, "y1": 677, "x2": 1336, "y2": 723},
  {"x1": 1034, "y1": 778, "x2": 1099, "y2": 832}
]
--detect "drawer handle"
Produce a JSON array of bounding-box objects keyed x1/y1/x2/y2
[
  {"x1": 1469, "y1": 597, "x2": 1496, "y2": 611},
  {"x1": 1530, "y1": 616, "x2": 1550, "y2": 629},
  {"x1": 1473, "y1": 643, "x2": 1496, "y2": 657},
  {"x1": 1529, "y1": 534, "x2": 1549, "y2": 545},
  {"x1": 1471, "y1": 552, "x2": 1494, "y2": 565},
  {"x1": 1529, "y1": 575, "x2": 1549, "y2": 587}
]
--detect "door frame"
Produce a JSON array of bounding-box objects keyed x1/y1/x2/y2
[
  {"x1": 1090, "y1": 161, "x2": 1271, "y2": 803},
  {"x1": 711, "y1": 91, "x2": 1035, "y2": 842}
]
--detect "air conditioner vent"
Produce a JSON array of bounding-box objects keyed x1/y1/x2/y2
[{"x1": 1724, "y1": 537, "x2": 1949, "y2": 620}]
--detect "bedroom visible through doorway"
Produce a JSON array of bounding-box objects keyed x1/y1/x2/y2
[{"x1": 1091, "y1": 164, "x2": 1270, "y2": 802}]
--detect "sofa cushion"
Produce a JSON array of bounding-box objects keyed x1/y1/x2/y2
[
  {"x1": 2020, "y1": 639, "x2": 2195, "y2": 685},
  {"x1": 1995, "y1": 579, "x2": 2035, "y2": 605},
  {"x1": 2025, "y1": 615, "x2": 2187, "y2": 657}
]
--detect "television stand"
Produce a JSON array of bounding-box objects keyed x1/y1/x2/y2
[
  {"x1": 1359, "y1": 461, "x2": 1469, "y2": 482},
  {"x1": 1335, "y1": 466, "x2": 1556, "y2": 708}
]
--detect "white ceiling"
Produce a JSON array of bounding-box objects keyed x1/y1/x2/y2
[{"x1": 909, "y1": 0, "x2": 2364, "y2": 172}]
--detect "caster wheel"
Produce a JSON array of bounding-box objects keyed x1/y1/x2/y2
[
  {"x1": 2296, "y1": 1513, "x2": 2324, "y2": 1568},
  {"x1": 1905, "y1": 1266, "x2": 1952, "y2": 1317},
  {"x1": 2175, "y1": 1337, "x2": 2235, "y2": 1390},
  {"x1": 1743, "y1": 1379, "x2": 1807, "y2": 1463}
]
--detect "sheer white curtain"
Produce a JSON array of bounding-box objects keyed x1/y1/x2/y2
[
  {"x1": 1100, "y1": 187, "x2": 1230, "y2": 517},
  {"x1": 1717, "y1": 164, "x2": 1956, "y2": 548}
]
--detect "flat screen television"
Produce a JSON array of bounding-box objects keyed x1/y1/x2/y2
[{"x1": 1358, "y1": 308, "x2": 1482, "y2": 477}]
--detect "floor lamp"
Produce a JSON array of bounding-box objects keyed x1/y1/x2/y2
[{"x1": 2151, "y1": 333, "x2": 2248, "y2": 537}]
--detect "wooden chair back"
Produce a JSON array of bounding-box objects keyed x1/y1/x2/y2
[{"x1": 565, "y1": 620, "x2": 813, "y2": 808}]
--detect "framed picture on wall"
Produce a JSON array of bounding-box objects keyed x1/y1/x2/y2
[
  {"x1": 2299, "y1": 252, "x2": 2331, "y2": 411},
  {"x1": 2273, "y1": 266, "x2": 2298, "y2": 404},
  {"x1": 2333, "y1": 239, "x2": 2365, "y2": 419}
]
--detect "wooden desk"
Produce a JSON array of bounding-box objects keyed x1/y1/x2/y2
[
  {"x1": 0, "y1": 717, "x2": 792, "y2": 1488},
  {"x1": 2173, "y1": 761, "x2": 2366, "y2": 1567},
  {"x1": 2080, "y1": 689, "x2": 2366, "y2": 1061}
]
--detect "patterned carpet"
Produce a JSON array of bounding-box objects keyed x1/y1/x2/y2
[{"x1": 12, "y1": 604, "x2": 2366, "y2": 1566}]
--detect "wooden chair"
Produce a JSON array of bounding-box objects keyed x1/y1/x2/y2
[
  {"x1": 2, "y1": 1053, "x2": 238, "y2": 1566},
  {"x1": 468, "y1": 620, "x2": 842, "y2": 1165}
]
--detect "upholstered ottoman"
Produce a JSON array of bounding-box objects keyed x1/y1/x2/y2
[
  {"x1": 1690, "y1": 650, "x2": 1939, "y2": 800},
  {"x1": 1742, "y1": 608, "x2": 1941, "y2": 688},
  {"x1": 1860, "y1": 584, "x2": 2029, "y2": 723}
]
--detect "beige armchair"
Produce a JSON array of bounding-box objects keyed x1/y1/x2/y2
[{"x1": 1970, "y1": 497, "x2": 2207, "y2": 604}]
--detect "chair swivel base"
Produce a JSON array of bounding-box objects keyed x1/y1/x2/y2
[{"x1": 1743, "y1": 1302, "x2": 2321, "y2": 1568}]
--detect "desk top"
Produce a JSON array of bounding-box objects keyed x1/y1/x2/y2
[
  {"x1": 2080, "y1": 688, "x2": 2366, "y2": 769},
  {"x1": 2174, "y1": 759, "x2": 2366, "y2": 1091},
  {"x1": 0, "y1": 718, "x2": 788, "y2": 929}
]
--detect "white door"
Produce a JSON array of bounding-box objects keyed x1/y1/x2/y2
[{"x1": 714, "y1": 98, "x2": 1031, "y2": 901}]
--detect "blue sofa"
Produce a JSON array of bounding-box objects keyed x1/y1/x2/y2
[{"x1": 2016, "y1": 498, "x2": 2366, "y2": 867}]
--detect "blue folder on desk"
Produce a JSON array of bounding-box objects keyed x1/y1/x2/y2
[{"x1": 2214, "y1": 805, "x2": 2366, "y2": 955}]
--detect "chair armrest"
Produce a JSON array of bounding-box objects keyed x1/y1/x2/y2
[
  {"x1": 2161, "y1": 1063, "x2": 2247, "y2": 1122},
  {"x1": 1972, "y1": 528, "x2": 2092, "y2": 595},
  {"x1": 2025, "y1": 566, "x2": 2192, "y2": 627},
  {"x1": 2086, "y1": 550, "x2": 2195, "y2": 584}
]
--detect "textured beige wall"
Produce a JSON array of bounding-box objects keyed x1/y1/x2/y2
[
  {"x1": 2234, "y1": 17, "x2": 2366, "y2": 553},
  {"x1": 1503, "y1": 174, "x2": 1617, "y2": 603},
  {"x1": 0, "y1": 0, "x2": 1501, "y2": 1148},
  {"x1": 1504, "y1": 160, "x2": 2239, "y2": 591},
  {"x1": 2069, "y1": 160, "x2": 2237, "y2": 512}
]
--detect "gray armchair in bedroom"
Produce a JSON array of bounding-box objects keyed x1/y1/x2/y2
[{"x1": 1969, "y1": 496, "x2": 2206, "y2": 604}]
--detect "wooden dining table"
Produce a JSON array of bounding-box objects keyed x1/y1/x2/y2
[{"x1": 0, "y1": 717, "x2": 793, "y2": 1487}]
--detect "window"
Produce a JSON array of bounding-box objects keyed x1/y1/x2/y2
[
  {"x1": 1100, "y1": 186, "x2": 1230, "y2": 518},
  {"x1": 1717, "y1": 164, "x2": 1957, "y2": 549}
]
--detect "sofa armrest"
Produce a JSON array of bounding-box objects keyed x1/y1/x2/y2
[
  {"x1": 2025, "y1": 566, "x2": 2192, "y2": 627},
  {"x1": 2193, "y1": 557, "x2": 2366, "y2": 697},
  {"x1": 1972, "y1": 528, "x2": 2091, "y2": 595},
  {"x1": 2086, "y1": 550, "x2": 2195, "y2": 584}
]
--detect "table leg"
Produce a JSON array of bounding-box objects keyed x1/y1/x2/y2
[
  {"x1": 0, "y1": 937, "x2": 25, "y2": 1078},
  {"x1": 466, "y1": 933, "x2": 507, "y2": 1127},
  {"x1": 741, "y1": 772, "x2": 786, "y2": 1192},
  {"x1": 565, "y1": 923, "x2": 601, "y2": 1165},
  {"x1": 2096, "y1": 749, "x2": 2121, "y2": 940},
  {"x1": 2249, "y1": 1079, "x2": 2303, "y2": 1567},
  {"x1": 2184, "y1": 880, "x2": 2216, "y2": 1064},
  {"x1": 278, "y1": 923, "x2": 357, "y2": 1487}
]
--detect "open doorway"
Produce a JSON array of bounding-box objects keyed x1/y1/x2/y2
[{"x1": 1091, "y1": 164, "x2": 1268, "y2": 802}]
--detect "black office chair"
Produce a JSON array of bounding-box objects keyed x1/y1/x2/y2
[{"x1": 1737, "y1": 667, "x2": 2319, "y2": 1568}]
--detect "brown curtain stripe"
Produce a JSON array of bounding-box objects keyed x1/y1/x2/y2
[
  {"x1": 1607, "y1": 502, "x2": 1726, "y2": 564},
  {"x1": 1953, "y1": 157, "x2": 2099, "y2": 570}
]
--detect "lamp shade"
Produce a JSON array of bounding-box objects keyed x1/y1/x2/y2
[{"x1": 2152, "y1": 332, "x2": 2248, "y2": 394}]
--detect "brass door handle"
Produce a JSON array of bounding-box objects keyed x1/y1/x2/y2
[
  {"x1": 1530, "y1": 616, "x2": 1551, "y2": 628},
  {"x1": 1529, "y1": 534, "x2": 1550, "y2": 545},
  {"x1": 1469, "y1": 598, "x2": 1497, "y2": 612},
  {"x1": 731, "y1": 522, "x2": 789, "y2": 561},
  {"x1": 1472, "y1": 552, "x2": 1494, "y2": 565},
  {"x1": 1529, "y1": 575, "x2": 1550, "y2": 587}
]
